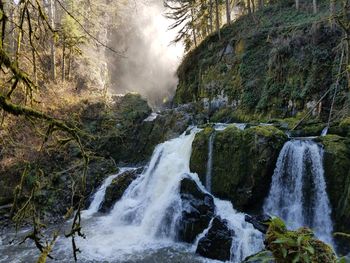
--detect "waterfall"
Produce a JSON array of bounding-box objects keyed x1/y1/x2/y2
[
  {"x1": 321, "y1": 126, "x2": 329, "y2": 136},
  {"x1": 205, "y1": 132, "x2": 215, "y2": 192},
  {"x1": 81, "y1": 167, "x2": 136, "y2": 219},
  {"x1": 72, "y1": 129, "x2": 262, "y2": 262},
  {"x1": 263, "y1": 140, "x2": 334, "y2": 245},
  {"x1": 76, "y1": 130, "x2": 197, "y2": 260}
]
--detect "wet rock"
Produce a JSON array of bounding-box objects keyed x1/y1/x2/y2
[
  {"x1": 245, "y1": 214, "x2": 272, "y2": 234},
  {"x1": 242, "y1": 250, "x2": 274, "y2": 263},
  {"x1": 177, "y1": 176, "x2": 215, "y2": 243},
  {"x1": 320, "y1": 135, "x2": 350, "y2": 234},
  {"x1": 191, "y1": 125, "x2": 287, "y2": 212},
  {"x1": 196, "y1": 216, "x2": 234, "y2": 261},
  {"x1": 99, "y1": 167, "x2": 143, "y2": 212}
]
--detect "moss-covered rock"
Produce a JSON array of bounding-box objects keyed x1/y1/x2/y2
[
  {"x1": 174, "y1": 2, "x2": 346, "y2": 121},
  {"x1": 99, "y1": 168, "x2": 143, "y2": 212},
  {"x1": 245, "y1": 216, "x2": 337, "y2": 263},
  {"x1": 190, "y1": 127, "x2": 215, "y2": 182},
  {"x1": 191, "y1": 125, "x2": 287, "y2": 211},
  {"x1": 319, "y1": 135, "x2": 350, "y2": 233},
  {"x1": 265, "y1": 218, "x2": 337, "y2": 263}
]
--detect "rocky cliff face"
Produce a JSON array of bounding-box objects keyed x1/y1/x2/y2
[
  {"x1": 320, "y1": 135, "x2": 350, "y2": 234},
  {"x1": 174, "y1": 2, "x2": 347, "y2": 121}
]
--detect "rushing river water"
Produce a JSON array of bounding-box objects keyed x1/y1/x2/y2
[
  {"x1": 0, "y1": 128, "x2": 262, "y2": 262},
  {"x1": 0, "y1": 126, "x2": 338, "y2": 262}
]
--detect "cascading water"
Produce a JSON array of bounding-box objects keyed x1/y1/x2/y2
[
  {"x1": 205, "y1": 133, "x2": 215, "y2": 192},
  {"x1": 81, "y1": 167, "x2": 137, "y2": 219},
  {"x1": 263, "y1": 139, "x2": 334, "y2": 245},
  {"x1": 0, "y1": 128, "x2": 263, "y2": 262},
  {"x1": 74, "y1": 128, "x2": 263, "y2": 262},
  {"x1": 321, "y1": 126, "x2": 329, "y2": 136}
]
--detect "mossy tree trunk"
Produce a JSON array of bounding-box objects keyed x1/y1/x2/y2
[
  {"x1": 48, "y1": 0, "x2": 56, "y2": 81},
  {"x1": 313, "y1": 0, "x2": 317, "y2": 14},
  {"x1": 209, "y1": 0, "x2": 213, "y2": 33},
  {"x1": 225, "y1": 0, "x2": 231, "y2": 25},
  {"x1": 246, "y1": 0, "x2": 252, "y2": 14},
  {"x1": 215, "y1": 0, "x2": 221, "y2": 40}
]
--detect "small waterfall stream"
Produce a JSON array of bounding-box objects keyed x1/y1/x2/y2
[
  {"x1": 205, "y1": 132, "x2": 215, "y2": 192},
  {"x1": 263, "y1": 139, "x2": 334, "y2": 245},
  {"x1": 82, "y1": 167, "x2": 137, "y2": 219}
]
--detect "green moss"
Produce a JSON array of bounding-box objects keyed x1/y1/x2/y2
[
  {"x1": 190, "y1": 127, "x2": 215, "y2": 183},
  {"x1": 340, "y1": 117, "x2": 350, "y2": 128},
  {"x1": 175, "y1": 1, "x2": 344, "y2": 120},
  {"x1": 191, "y1": 125, "x2": 287, "y2": 211},
  {"x1": 264, "y1": 217, "x2": 337, "y2": 263},
  {"x1": 320, "y1": 135, "x2": 350, "y2": 233},
  {"x1": 245, "y1": 125, "x2": 286, "y2": 138}
]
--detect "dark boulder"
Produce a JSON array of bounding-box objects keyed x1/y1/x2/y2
[
  {"x1": 196, "y1": 216, "x2": 234, "y2": 261},
  {"x1": 177, "y1": 176, "x2": 215, "y2": 243},
  {"x1": 99, "y1": 167, "x2": 143, "y2": 212},
  {"x1": 245, "y1": 214, "x2": 272, "y2": 234}
]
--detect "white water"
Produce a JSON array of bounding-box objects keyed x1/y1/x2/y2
[
  {"x1": 214, "y1": 199, "x2": 263, "y2": 262},
  {"x1": 72, "y1": 129, "x2": 262, "y2": 262},
  {"x1": 143, "y1": 112, "x2": 159, "y2": 122},
  {"x1": 213, "y1": 123, "x2": 247, "y2": 131},
  {"x1": 263, "y1": 140, "x2": 334, "y2": 245},
  {"x1": 321, "y1": 126, "x2": 329, "y2": 136},
  {"x1": 205, "y1": 133, "x2": 215, "y2": 192},
  {"x1": 0, "y1": 128, "x2": 263, "y2": 262},
  {"x1": 81, "y1": 167, "x2": 137, "y2": 219}
]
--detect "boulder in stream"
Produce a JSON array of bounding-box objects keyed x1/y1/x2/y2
[
  {"x1": 99, "y1": 167, "x2": 143, "y2": 212},
  {"x1": 177, "y1": 176, "x2": 215, "y2": 243},
  {"x1": 196, "y1": 216, "x2": 234, "y2": 261}
]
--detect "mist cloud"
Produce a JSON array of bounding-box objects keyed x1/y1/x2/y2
[{"x1": 107, "y1": 0, "x2": 184, "y2": 107}]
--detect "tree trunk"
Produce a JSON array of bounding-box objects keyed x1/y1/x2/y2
[
  {"x1": 251, "y1": 0, "x2": 255, "y2": 13},
  {"x1": 68, "y1": 48, "x2": 72, "y2": 80},
  {"x1": 247, "y1": 0, "x2": 252, "y2": 14},
  {"x1": 49, "y1": 0, "x2": 56, "y2": 81},
  {"x1": 313, "y1": 0, "x2": 317, "y2": 14},
  {"x1": 209, "y1": 0, "x2": 213, "y2": 33},
  {"x1": 32, "y1": 47, "x2": 37, "y2": 85},
  {"x1": 296, "y1": 0, "x2": 299, "y2": 10},
  {"x1": 225, "y1": 0, "x2": 231, "y2": 24},
  {"x1": 259, "y1": 0, "x2": 264, "y2": 9},
  {"x1": 62, "y1": 41, "x2": 65, "y2": 81},
  {"x1": 215, "y1": 0, "x2": 221, "y2": 40},
  {"x1": 190, "y1": 7, "x2": 197, "y2": 47},
  {"x1": 330, "y1": 0, "x2": 336, "y2": 27}
]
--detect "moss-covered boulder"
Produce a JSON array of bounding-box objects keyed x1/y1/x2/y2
[
  {"x1": 245, "y1": 217, "x2": 337, "y2": 263},
  {"x1": 99, "y1": 168, "x2": 143, "y2": 212},
  {"x1": 319, "y1": 135, "x2": 350, "y2": 233},
  {"x1": 265, "y1": 218, "x2": 337, "y2": 263},
  {"x1": 191, "y1": 125, "x2": 287, "y2": 211},
  {"x1": 190, "y1": 127, "x2": 215, "y2": 181}
]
